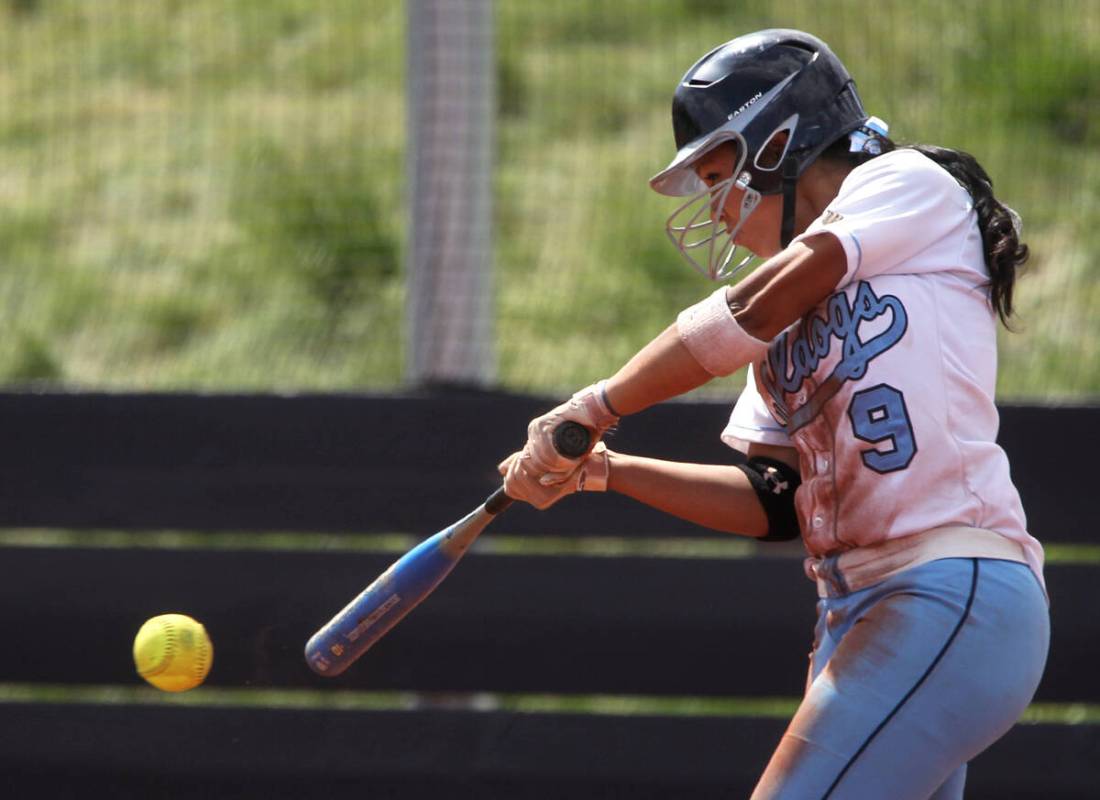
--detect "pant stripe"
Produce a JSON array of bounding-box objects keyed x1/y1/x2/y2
[{"x1": 820, "y1": 559, "x2": 980, "y2": 799}]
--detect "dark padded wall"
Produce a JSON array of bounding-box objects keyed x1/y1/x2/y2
[
  {"x1": 0, "y1": 391, "x2": 1092, "y2": 541},
  {"x1": 1, "y1": 391, "x2": 1096, "y2": 798},
  {"x1": 0, "y1": 546, "x2": 1092, "y2": 702}
]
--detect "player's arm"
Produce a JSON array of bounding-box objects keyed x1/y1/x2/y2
[
  {"x1": 604, "y1": 232, "x2": 846, "y2": 415},
  {"x1": 605, "y1": 442, "x2": 801, "y2": 540},
  {"x1": 507, "y1": 233, "x2": 843, "y2": 497}
]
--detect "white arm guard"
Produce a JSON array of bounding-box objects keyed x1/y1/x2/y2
[{"x1": 676, "y1": 287, "x2": 770, "y2": 377}]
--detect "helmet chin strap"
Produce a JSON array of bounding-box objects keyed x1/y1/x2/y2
[{"x1": 779, "y1": 157, "x2": 799, "y2": 248}]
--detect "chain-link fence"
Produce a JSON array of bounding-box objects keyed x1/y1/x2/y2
[{"x1": 1, "y1": 0, "x2": 1096, "y2": 398}]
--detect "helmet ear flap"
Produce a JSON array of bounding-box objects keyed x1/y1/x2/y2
[{"x1": 754, "y1": 115, "x2": 798, "y2": 172}]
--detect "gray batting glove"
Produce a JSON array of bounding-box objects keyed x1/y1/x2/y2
[{"x1": 499, "y1": 443, "x2": 610, "y2": 510}]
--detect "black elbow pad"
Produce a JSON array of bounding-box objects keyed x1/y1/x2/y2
[{"x1": 735, "y1": 456, "x2": 802, "y2": 542}]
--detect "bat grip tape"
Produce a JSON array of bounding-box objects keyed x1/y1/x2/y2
[{"x1": 484, "y1": 487, "x2": 513, "y2": 515}]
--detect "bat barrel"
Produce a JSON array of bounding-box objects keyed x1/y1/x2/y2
[
  {"x1": 305, "y1": 533, "x2": 456, "y2": 676},
  {"x1": 305, "y1": 420, "x2": 593, "y2": 677},
  {"x1": 305, "y1": 506, "x2": 494, "y2": 676}
]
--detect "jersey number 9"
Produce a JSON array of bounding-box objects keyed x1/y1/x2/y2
[{"x1": 847, "y1": 383, "x2": 917, "y2": 473}]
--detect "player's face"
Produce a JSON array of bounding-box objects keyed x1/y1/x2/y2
[{"x1": 693, "y1": 142, "x2": 784, "y2": 258}]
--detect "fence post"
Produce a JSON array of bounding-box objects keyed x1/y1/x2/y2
[{"x1": 405, "y1": 0, "x2": 496, "y2": 387}]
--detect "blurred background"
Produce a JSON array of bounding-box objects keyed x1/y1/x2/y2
[{"x1": 1, "y1": 0, "x2": 1097, "y2": 399}]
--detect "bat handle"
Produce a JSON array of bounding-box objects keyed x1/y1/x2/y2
[
  {"x1": 552, "y1": 420, "x2": 593, "y2": 459},
  {"x1": 486, "y1": 420, "x2": 593, "y2": 514},
  {"x1": 484, "y1": 486, "x2": 514, "y2": 515}
]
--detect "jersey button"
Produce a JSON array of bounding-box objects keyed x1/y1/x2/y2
[{"x1": 812, "y1": 515, "x2": 824, "y2": 528}]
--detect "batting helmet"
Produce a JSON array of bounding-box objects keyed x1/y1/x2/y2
[{"x1": 651, "y1": 29, "x2": 871, "y2": 278}]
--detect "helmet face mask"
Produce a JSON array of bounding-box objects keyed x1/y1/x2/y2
[
  {"x1": 651, "y1": 29, "x2": 869, "y2": 278},
  {"x1": 663, "y1": 137, "x2": 762, "y2": 281}
]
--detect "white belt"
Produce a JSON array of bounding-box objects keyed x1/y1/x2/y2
[{"x1": 805, "y1": 526, "x2": 1029, "y2": 598}]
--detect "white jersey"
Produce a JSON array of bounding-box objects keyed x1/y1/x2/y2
[{"x1": 723, "y1": 149, "x2": 1044, "y2": 581}]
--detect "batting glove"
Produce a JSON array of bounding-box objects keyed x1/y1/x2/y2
[
  {"x1": 499, "y1": 442, "x2": 610, "y2": 510},
  {"x1": 524, "y1": 380, "x2": 619, "y2": 481}
]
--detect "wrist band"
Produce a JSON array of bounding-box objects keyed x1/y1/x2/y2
[
  {"x1": 676, "y1": 287, "x2": 770, "y2": 377},
  {"x1": 569, "y1": 381, "x2": 619, "y2": 428},
  {"x1": 578, "y1": 442, "x2": 610, "y2": 492},
  {"x1": 596, "y1": 379, "x2": 621, "y2": 418}
]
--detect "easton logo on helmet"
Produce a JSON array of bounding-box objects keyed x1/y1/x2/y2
[{"x1": 730, "y1": 91, "x2": 763, "y2": 120}]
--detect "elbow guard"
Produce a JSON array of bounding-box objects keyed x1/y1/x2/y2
[{"x1": 735, "y1": 456, "x2": 802, "y2": 542}]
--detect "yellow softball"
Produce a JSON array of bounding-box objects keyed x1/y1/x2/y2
[{"x1": 133, "y1": 613, "x2": 214, "y2": 692}]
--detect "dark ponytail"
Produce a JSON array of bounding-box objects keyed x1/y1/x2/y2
[
  {"x1": 821, "y1": 137, "x2": 1028, "y2": 326},
  {"x1": 904, "y1": 144, "x2": 1027, "y2": 326}
]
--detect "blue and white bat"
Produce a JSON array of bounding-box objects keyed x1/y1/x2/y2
[{"x1": 305, "y1": 421, "x2": 591, "y2": 677}]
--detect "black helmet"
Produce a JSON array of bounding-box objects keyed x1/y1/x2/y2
[
  {"x1": 650, "y1": 30, "x2": 873, "y2": 277},
  {"x1": 650, "y1": 29, "x2": 867, "y2": 198}
]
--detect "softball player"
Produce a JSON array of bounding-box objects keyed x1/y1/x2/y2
[{"x1": 500, "y1": 29, "x2": 1048, "y2": 799}]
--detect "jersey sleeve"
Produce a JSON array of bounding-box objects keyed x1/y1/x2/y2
[
  {"x1": 721, "y1": 364, "x2": 793, "y2": 453},
  {"x1": 791, "y1": 149, "x2": 974, "y2": 289}
]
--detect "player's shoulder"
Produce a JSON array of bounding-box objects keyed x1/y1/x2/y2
[{"x1": 839, "y1": 147, "x2": 968, "y2": 206}]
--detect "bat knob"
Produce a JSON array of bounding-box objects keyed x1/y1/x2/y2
[{"x1": 553, "y1": 421, "x2": 591, "y2": 458}]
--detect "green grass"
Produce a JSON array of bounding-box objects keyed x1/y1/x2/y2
[
  {"x1": 3, "y1": 527, "x2": 1098, "y2": 565},
  {"x1": 0, "y1": 0, "x2": 406, "y2": 389},
  {"x1": 1, "y1": 682, "x2": 1096, "y2": 725},
  {"x1": 0, "y1": 0, "x2": 1097, "y2": 397},
  {"x1": 0, "y1": 526, "x2": 773, "y2": 559}
]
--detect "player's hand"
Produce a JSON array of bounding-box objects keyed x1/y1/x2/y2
[
  {"x1": 499, "y1": 442, "x2": 610, "y2": 510},
  {"x1": 523, "y1": 381, "x2": 619, "y2": 481}
]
